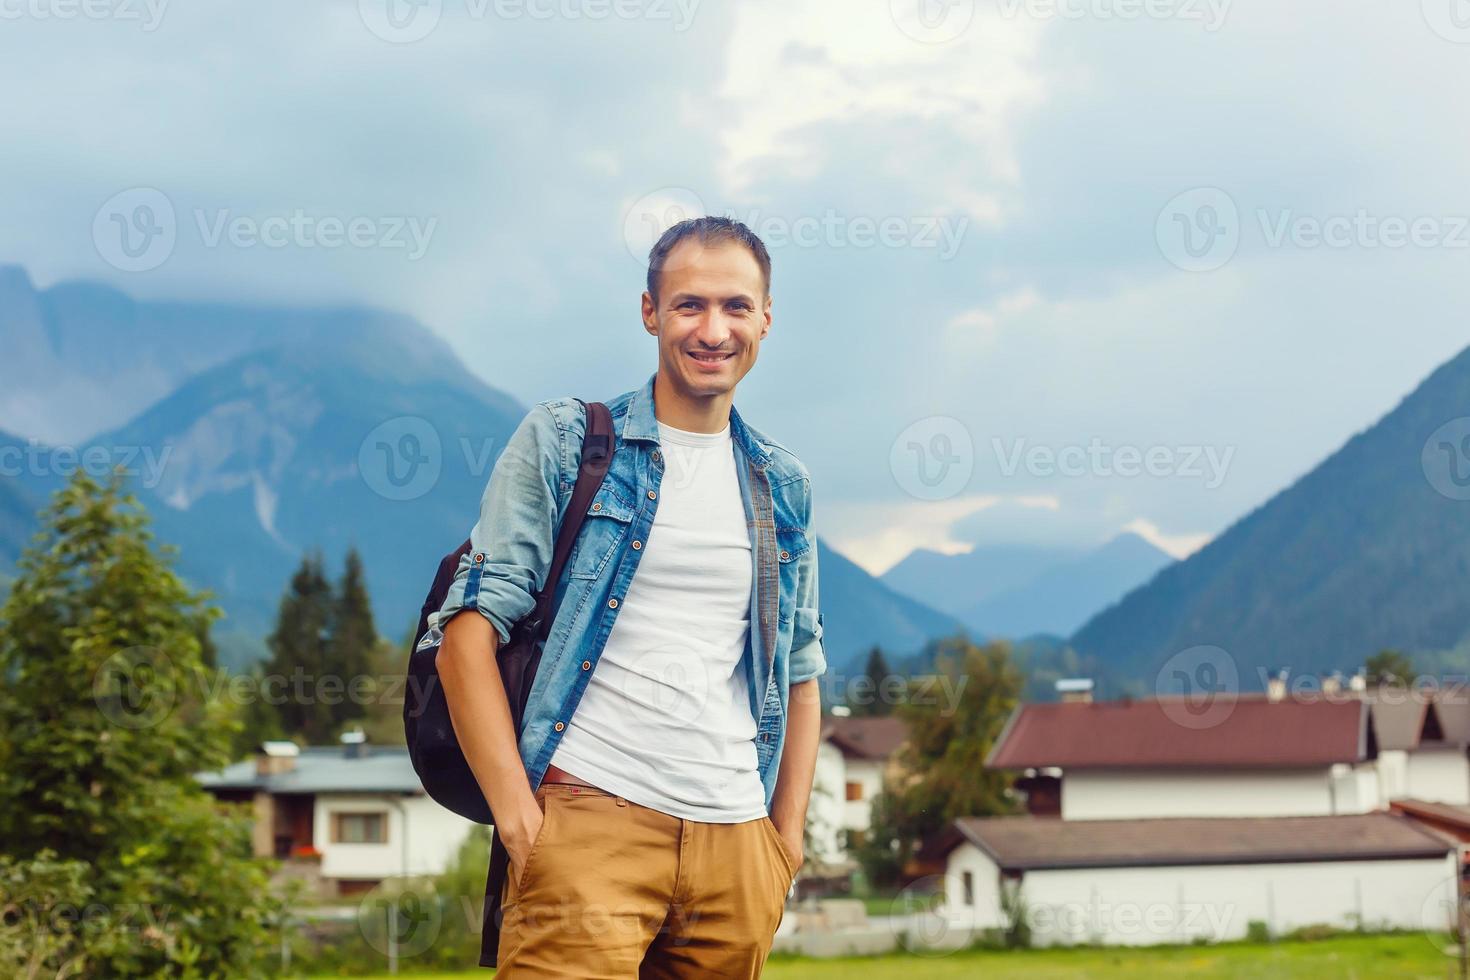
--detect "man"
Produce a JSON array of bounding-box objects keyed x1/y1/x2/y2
[{"x1": 434, "y1": 216, "x2": 826, "y2": 977}]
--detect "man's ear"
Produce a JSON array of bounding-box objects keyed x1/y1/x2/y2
[{"x1": 641, "y1": 291, "x2": 659, "y2": 336}]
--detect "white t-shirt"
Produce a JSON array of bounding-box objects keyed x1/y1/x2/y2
[{"x1": 546, "y1": 418, "x2": 766, "y2": 822}]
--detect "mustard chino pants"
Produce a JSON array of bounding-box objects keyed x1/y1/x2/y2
[{"x1": 495, "y1": 782, "x2": 798, "y2": 977}]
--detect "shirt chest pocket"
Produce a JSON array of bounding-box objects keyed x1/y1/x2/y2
[
  {"x1": 568, "y1": 486, "x2": 637, "y2": 581},
  {"x1": 775, "y1": 527, "x2": 811, "y2": 626}
]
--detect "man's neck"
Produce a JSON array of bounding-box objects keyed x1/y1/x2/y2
[{"x1": 652, "y1": 371, "x2": 734, "y2": 434}]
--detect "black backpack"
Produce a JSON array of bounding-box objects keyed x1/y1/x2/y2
[
  {"x1": 401, "y1": 398, "x2": 615, "y2": 967},
  {"x1": 403, "y1": 398, "x2": 615, "y2": 821}
]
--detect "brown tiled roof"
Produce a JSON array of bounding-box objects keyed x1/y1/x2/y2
[
  {"x1": 986, "y1": 697, "x2": 1370, "y2": 770},
  {"x1": 932, "y1": 813, "x2": 1451, "y2": 869},
  {"x1": 821, "y1": 716, "x2": 908, "y2": 761}
]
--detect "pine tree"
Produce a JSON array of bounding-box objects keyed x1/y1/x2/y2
[
  {"x1": 263, "y1": 551, "x2": 335, "y2": 743},
  {"x1": 327, "y1": 545, "x2": 378, "y2": 728},
  {"x1": 0, "y1": 472, "x2": 281, "y2": 976},
  {"x1": 852, "y1": 645, "x2": 894, "y2": 717},
  {"x1": 261, "y1": 547, "x2": 381, "y2": 744}
]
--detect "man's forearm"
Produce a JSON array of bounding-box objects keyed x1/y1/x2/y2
[
  {"x1": 769, "y1": 678, "x2": 821, "y2": 858},
  {"x1": 436, "y1": 610, "x2": 541, "y2": 849}
]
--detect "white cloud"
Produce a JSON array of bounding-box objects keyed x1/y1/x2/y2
[
  {"x1": 1122, "y1": 518, "x2": 1211, "y2": 560},
  {"x1": 710, "y1": 0, "x2": 1047, "y2": 221}
]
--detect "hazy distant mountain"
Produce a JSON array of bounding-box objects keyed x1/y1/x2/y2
[
  {"x1": 0, "y1": 264, "x2": 514, "y2": 444},
  {"x1": 1073, "y1": 343, "x2": 1470, "y2": 682},
  {"x1": 816, "y1": 539, "x2": 970, "y2": 674},
  {"x1": 0, "y1": 270, "x2": 962, "y2": 672},
  {"x1": 880, "y1": 543, "x2": 1080, "y2": 618},
  {"x1": 0, "y1": 429, "x2": 49, "y2": 581},
  {"x1": 879, "y1": 535, "x2": 1172, "y2": 640},
  {"x1": 963, "y1": 533, "x2": 1174, "y2": 639}
]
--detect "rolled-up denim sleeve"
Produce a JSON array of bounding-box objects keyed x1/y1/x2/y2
[
  {"x1": 789, "y1": 479, "x2": 827, "y2": 685},
  {"x1": 432, "y1": 403, "x2": 563, "y2": 647}
]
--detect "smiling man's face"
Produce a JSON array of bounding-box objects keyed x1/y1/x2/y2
[{"x1": 642, "y1": 237, "x2": 771, "y2": 406}]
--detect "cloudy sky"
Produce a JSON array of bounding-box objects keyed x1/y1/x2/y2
[{"x1": 3, "y1": 0, "x2": 1469, "y2": 573}]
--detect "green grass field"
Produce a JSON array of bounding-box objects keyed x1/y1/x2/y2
[{"x1": 322, "y1": 933, "x2": 1463, "y2": 979}]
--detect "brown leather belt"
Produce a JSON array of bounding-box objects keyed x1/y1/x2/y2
[{"x1": 541, "y1": 763, "x2": 602, "y2": 791}]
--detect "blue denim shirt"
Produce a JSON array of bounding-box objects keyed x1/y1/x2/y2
[{"x1": 431, "y1": 371, "x2": 826, "y2": 809}]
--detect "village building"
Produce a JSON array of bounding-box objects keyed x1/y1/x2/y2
[{"x1": 198, "y1": 735, "x2": 477, "y2": 897}]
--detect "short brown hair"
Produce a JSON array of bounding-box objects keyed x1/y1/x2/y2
[{"x1": 646, "y1": 216, "x2": 771, "y2": 303}]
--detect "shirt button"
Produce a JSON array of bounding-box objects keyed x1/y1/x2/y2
[
  {"x1": 652, "y1": 450, "x2": 661, "y2": 462},
  {"x1": 779, "y1": 550, "x2": 790, "y2": 560},
  {"x1": 631, "y1": 540, "x2": 642, "y2": 550},
  {"x1": 647, "y1": 490, "x2": 657, "y2": 500},
  {"x1": 592, "y1": 501, "x2": 602, "y2": 511},
  {"x1": 581, "y1": 660, "x2": 591, "y2": 670},
  {"x1": 554, "y1": 721, "x2": 565, "y2": 732},
  {"x1": 608, "y1": 598, "x2": 619, "y2": 608}
]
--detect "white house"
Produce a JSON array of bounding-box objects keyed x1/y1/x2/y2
[
  {"x1": 986, "y1": 695, "x2": 1381, "y2": 821},
  {"x1": 810, "y1": 716, "x2": 908, "y2": 864},
  {"x1": 1370, "y1": 687, "x2": 1470, "y2": 805},
  {"x1": 199, "y1": 737, "x2": 478, "y2": 896},
  {"x1": 928, "y1": 813, "x2": 1457, "y2": 946}
]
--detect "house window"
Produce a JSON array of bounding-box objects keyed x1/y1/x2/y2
[
  {"x1": 333, "y1": 812, "x2": 387, "y2": 844},
  {"x1": 961, "y1": 871, "x2": 974, "y2": 906},
  {"x1": 845, "y1": 781, "x2": 864, "y2": 802}
]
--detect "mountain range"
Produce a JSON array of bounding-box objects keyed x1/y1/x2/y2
[
  {"x1": 9, "y1": 263, "x2": 1468, "y2": 689},
  {"x1": 881, "y1": 533, "x2": 1173, "y2": 639},
  {"x1": 0, "y1": 267, "x2": 966, "y2": 674},
  {"x1": 1072, "y1": 342, "x2": 1470, "y2": 685}
]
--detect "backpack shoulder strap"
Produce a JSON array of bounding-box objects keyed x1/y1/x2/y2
[{"x1": 521, "y1": 399, "x2": 614, "y2": 640}]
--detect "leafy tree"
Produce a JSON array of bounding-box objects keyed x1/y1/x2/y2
[
  {"x1": 0, "y1": 472, "x2": 281, "y2": 977},
  {"x1": 1365, "y1": 649, "x2": 1416, "y2": 687},
  {"x1": 858, "y1": 634, "x2": 1022, "y2": 885}
]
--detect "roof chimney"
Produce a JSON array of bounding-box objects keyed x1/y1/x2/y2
[
  {"x1": 256, "y1": 740, "x2": 299, "y2": 777},
  {"x1": 1322, "y1": 671, "x2": 1343, "y2": 697},
  {"x1": 1267, "y1": 670, "x2": 1287, "y2": 703},
  {"x1": 341, "y1": 728, "x2": 367, "y2": 760},
  {"x1": 1056, "y1": 678, "x2": 1094, "y2": 704}
]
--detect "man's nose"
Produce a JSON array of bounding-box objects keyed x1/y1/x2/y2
[{"x1": 693, "y1": 315, "x2": 733, "y2": 348}]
